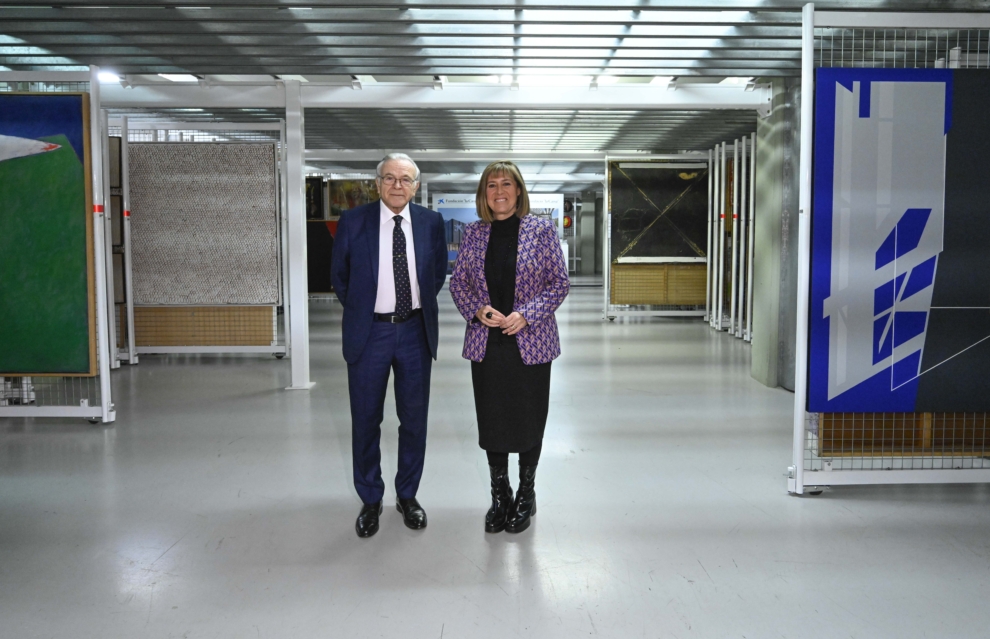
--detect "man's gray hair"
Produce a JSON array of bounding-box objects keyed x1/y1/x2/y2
[{"x1": 377, "y1": 153, "x2": 421, "y2": 181}]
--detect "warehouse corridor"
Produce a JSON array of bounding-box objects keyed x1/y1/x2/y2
[{"x1": 2, "y1": 287, "x2": 990, "y2": 638}]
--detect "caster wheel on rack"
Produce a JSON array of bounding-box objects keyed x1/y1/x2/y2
[
  {"x1": 275, "y1": 353, "x2": 285, "y2": 359},
  {"x1": 806, "y1": 489, "x2": 824, "y2": 496},
  {"x1": 87, "y1": 419, "x2": 100, "y2": 425},
  {"x1": 608, "y1": 316, "x2": 616, "y2": 322}
]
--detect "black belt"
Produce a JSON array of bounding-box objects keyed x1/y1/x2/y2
[{"x1": 373, "y1": 308, "x2": 422, "y2": 324}]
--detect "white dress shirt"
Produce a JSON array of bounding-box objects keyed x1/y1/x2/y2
[{"x1": 375, "y1": 200, "x2": 421, "y2": 314}]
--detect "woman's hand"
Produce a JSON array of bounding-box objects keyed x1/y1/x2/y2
[
  {"x1": 500, "y1": 311, "x2": 528, "y2": 335},
  {"x1": 476, "y1": 305, "x2": 505, "y2": 327}
]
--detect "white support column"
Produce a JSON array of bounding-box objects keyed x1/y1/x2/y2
[
  {"x1": 717, "y1": 142, "x2": 727, "y2": 331},
  {"x1": 790, "y1": 3, "x2": 815, "y2": 494},
  {"x1": 746, "y1": 131, "x2": 757, "y2": 343},
  {"x1": 737, "y1": 137, "x2": 748, "y2": 339},
  {"x1": 421, "y1": 181, "x2": 429, "y2": 209},
  {"x1": 89, "y1": 66, "x2": 115, "y2": 423},
  {"x1": 736, "y1": 137, "x2": 746, "y2": 338},
  {"x1": 278, "y1": 122, "x2": 291, "y2": 356},
  {"x1": 284, "y1": 81, "x2": 313, "y2": 390},
  {"x1": 120, "y1": 117, "x2": 138, "y2": 364},
  {"x1": 710, "y1": 145, "x2": 718, "y2": 328},
  {"x1": 602, "y1": 162, "x2": 611, "y2": 319},
  {"x1": 730, "y1": 139, "x2": 741, "y2": 337},
  {"x1": 100, "y1": 109, "x2": 119, "y2": 369},
  {"x1": 704, "y1": 149, "x2": 713, "y2": 323}
]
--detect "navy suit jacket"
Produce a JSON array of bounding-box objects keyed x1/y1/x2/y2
[{"x1": 331, "y1": 200, "x2": 448, "y2": 364}]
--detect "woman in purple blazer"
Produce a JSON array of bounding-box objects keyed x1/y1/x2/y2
[{"x1": 449, "y1": 161, "x2": 570, "y2": 534}]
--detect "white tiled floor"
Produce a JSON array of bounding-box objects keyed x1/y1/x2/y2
[{"x1": 3, "y1": 287, "x2": 990, "y2": 638}]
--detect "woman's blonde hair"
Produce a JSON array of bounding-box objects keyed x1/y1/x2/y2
[{"x1": 475, "y1": 160, "x2": 530, "y2": 223}]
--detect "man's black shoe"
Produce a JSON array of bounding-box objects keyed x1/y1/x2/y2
[
  {"x1": 395, "y1": 497, "x2": 427, "y2": 530},
  {"x1": 356, "y1": 501, "x2": 383, "y2": 538}
]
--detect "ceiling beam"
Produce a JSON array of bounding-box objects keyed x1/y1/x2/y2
[
  {"x1": 308, "y1": 82, "x2": 771, "y2": 109},
  {"x1": 7, "y1": 56, "x2": 801, "y2": 68},
  {"x1": 100, "y1": 81, "x2": 771, "y2": 110},
  {"x1": 1, "y1": 23, "x2": 800, "y2": 39},
  {"x1": 3, "y1": 1, "x2": 987, "y2": 9},
  {"x1": 20, "y1": 65, "x2": 794, "y2": 77},
  {"x1": 815, "y1": 11, "x2": 990, "y2": 28},
  {"x1": 308, "y1": 171, "x2": 607, "y2": 183},
  {"x1": 0, "y1": 46, "x2": 804, "y2": 59},
  {"x1": 3, "y1": 35, "x2": 803, "y2": 49},
  {"x1": 0, "y1": 8, "x2": 801, "y2": 25},
  {"x1": 426, "y1": 173, "x2": 605, "y2": 182},
  {"x1": 307, "y1": 150, "x2": 711, "y2": 162}
]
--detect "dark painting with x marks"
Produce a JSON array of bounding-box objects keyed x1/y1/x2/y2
[{"x1": 609, "y1": 162, "x2": 709, "y2": 261}]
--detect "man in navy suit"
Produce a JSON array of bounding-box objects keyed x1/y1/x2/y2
[{"x1": 331, "y1": 153, "x2": 448, "y2": 538}]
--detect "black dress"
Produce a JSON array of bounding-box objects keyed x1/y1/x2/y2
[{"x1": 471, "y1": 215, "x2": 552, "y2": 453}]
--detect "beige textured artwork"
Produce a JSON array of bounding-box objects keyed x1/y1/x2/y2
[{"x1": 129, "y1": 143, "x2": 280, "y2": 305}]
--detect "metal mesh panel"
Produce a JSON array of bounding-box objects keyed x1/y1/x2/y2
[
  {"x1": 805, "y1": 413, "x2": 990, "y2": 471},
  {"x1": 0, "y1": 81, "x2": 89, "y2": 93},
  {"x1": 805, "y1": 26, "x2": 990, "y2": 473},
  {"x1": 0, "y1": 376, "x2": 101, "y2": 409},
  {"x1": 815, "y1": 29, "x2": 990, "y2": 70},
  {"x1": 132, "y1": 306, "x2": 281, "y2": 348},
  {"x1": 0, "y1": 79, "x2": 103, "y2": 412},
  {"x1": 124, "y1": 128, "x2": 279, "y2": 145},
  {"x1": 610, "y1": 264, "x2": 706, "y2": 307}
]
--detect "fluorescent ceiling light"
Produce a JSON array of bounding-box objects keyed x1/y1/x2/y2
[
  {"x1": 158, "y1": 73, "x2": 199, "y2": 82},
  {"x1": 720, "y1": 77, "x2": 754, "y2": 85},
  {"x1": 650, "y1": 76, "x2": 674, "y2": 86},
  {"x1": 98, "y1": 71, "x2": 120, "y2": 83},
  {"x1": 499, "y1": 75, "x2": 513, "y2": 85},
  {"x1": 485, "y1": 75, "x2": 501, "y2": 84},
  {"x1": 595, "y1": 75, "x2": 619, "y2": 85}
]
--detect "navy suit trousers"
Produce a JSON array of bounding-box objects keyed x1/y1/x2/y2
[{"x1": 347, "y1": 315, "x2": 432, "y2": 504}]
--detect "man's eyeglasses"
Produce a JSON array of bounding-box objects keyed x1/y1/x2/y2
[{"x1": 378, "y1": 175, "x2": 417, "y2": 188}]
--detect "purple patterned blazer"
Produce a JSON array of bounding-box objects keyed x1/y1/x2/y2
[{"x1": 449, "y1": 215, "x2": 570, "y2": 365}]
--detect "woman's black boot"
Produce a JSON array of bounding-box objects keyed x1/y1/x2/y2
[
  {"x1": 485, "y1": 465, "x2": 514, "y2": 533},
  {"x1": 505, "y1": 464, "x2": 537, "y2": 533}
]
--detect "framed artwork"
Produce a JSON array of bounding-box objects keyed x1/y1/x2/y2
[
  {"x1": 608, "y1": 161, "x2": 709, "y2": 262},
  {"x1": 810, "y1": 68, "x2": 990, "y2": 412},
  {"x1": 128, "y1": 143, "x2": 281, "y2": 306},
  {"x1": 329, "y1": 179, "x2": 378, "y2": 217},
  {"x1": 0, "y1": 93, "x2": 96, "y2": 376}
]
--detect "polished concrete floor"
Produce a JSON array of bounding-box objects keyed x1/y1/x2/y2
[{"x1": 3, "y1": 287, "x2": 990, "y2": 639}]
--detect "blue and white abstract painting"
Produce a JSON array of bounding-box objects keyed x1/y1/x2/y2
[{"x1": 809, "y1": 68, "x2": 952, "y2": 412}]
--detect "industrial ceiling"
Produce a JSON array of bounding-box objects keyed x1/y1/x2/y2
[
  {"x1": 3, "y1": 1, "x2": 988, "y2": 77},
  {"x1": 4, "y1": 1, "x2": 988, "y2": 190}
]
